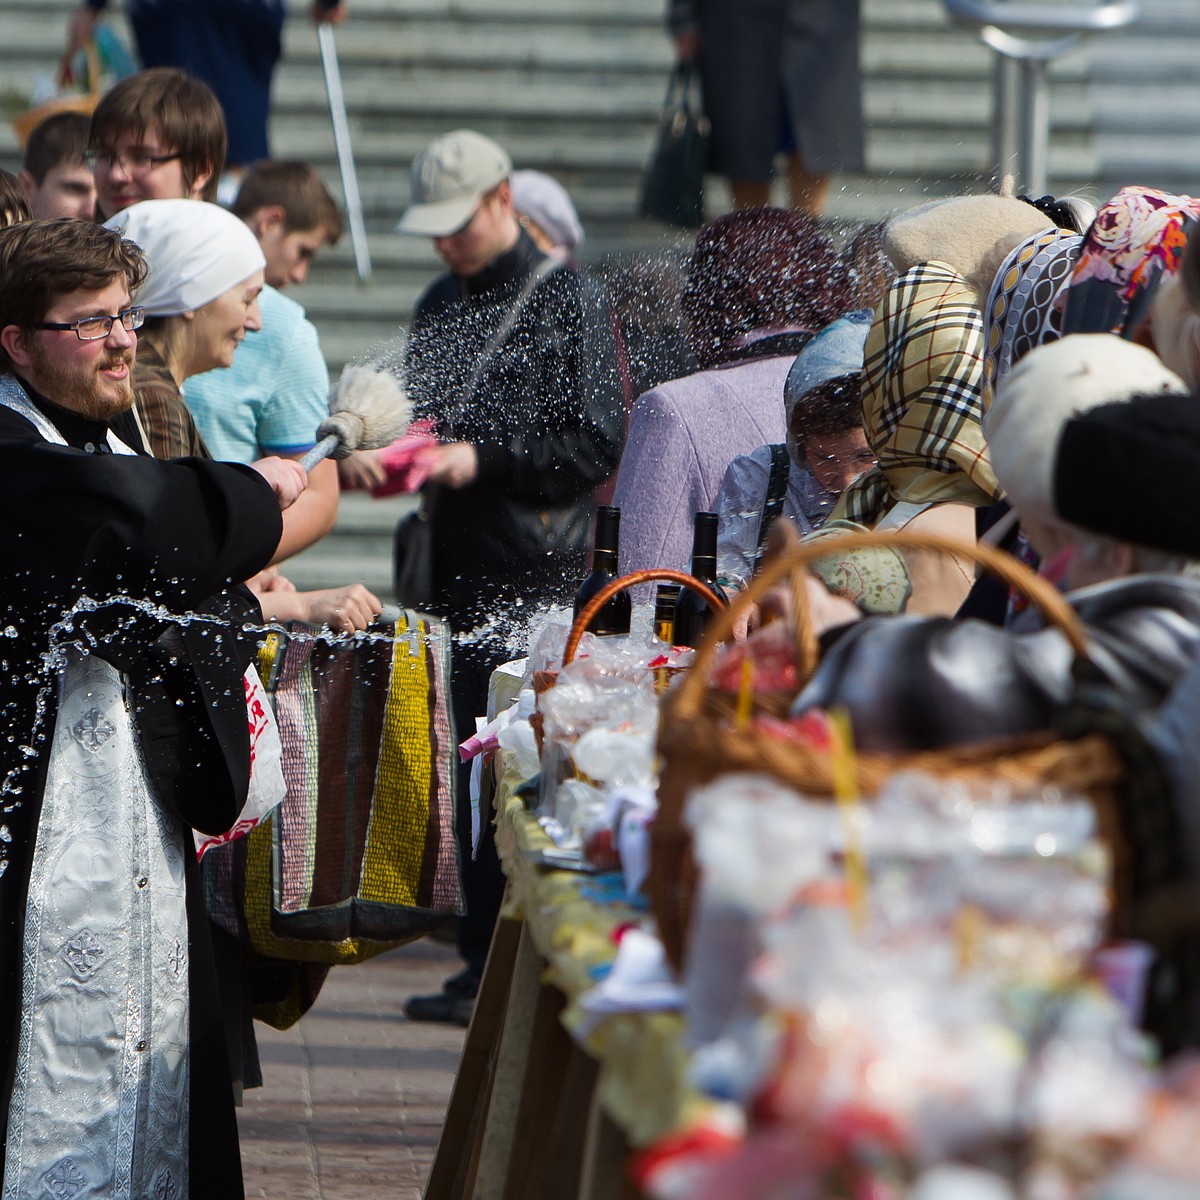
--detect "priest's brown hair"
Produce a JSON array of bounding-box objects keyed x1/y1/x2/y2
[{"x1": 0, "y1": 219, "x2": 147, "y2": 371}]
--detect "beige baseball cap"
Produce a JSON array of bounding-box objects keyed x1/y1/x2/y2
[{"x1": 396, "y1": 129, "x2": 512, "y2": 238}]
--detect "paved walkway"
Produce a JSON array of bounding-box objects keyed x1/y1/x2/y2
[{"x1": 238, "y1": 938, "x2": 465, "y2": 1199}]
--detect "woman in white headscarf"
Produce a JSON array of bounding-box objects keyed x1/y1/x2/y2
[
  {"x1": 104, "y1": 198, "x2": 266, "y2": 459},
  {"x1": 105, "y1": 199, "x2": 379, "y2": 630}
]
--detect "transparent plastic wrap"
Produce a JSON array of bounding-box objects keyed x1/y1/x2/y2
[
  {"x1": 1091, "y1": 1057, "x2": 1200, "y2": 1199},
  {"x1": 494, "y1": 694, "x2": 540, "y2": 783},
  {"x1": 527, "y1": 602, "x2": 694, "y2": 693},
  {"x1": 525, "y1": 605, "x2": 578, "y2": 679},
  {"x1": 682, "y1": 774, "x2": 840, "y2": 1051},
  {"x1": 536, "y1": 669, "x2": 658, "y2": 849},
  {"x1": 673, "y1": 769, "x2": 1137, "y2": 1194}
]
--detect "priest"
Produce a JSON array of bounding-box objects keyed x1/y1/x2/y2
[{"x1": 0, "y1": 217, "x2": 305, "y2": 1197}]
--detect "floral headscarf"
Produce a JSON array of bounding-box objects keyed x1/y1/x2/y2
[
  {"x1": 982, "y1": 188, "x2": 1200, "y2": 408},
  {"x1": 1061, "y1": 185, "x2": 1200, "y2": 339},
  {"x1": 834, "y1": 262, "x2": 1002, "y2": 526}
]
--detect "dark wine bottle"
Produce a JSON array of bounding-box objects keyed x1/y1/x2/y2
[
  {"x1": 672, "y1": 512, "x2": 727, "y2": 648},
  {"x1": 654, "y1": 583, "x2": 680, "y2": 644},
  {"x1": 573, "y1": 505, "x2": 632, "y2": 636}
]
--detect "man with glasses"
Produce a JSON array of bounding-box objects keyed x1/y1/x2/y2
[
  {"x1": 89, "y1": 74, "x2": 340, "y2": 562},
  {"x1": 87, "y1": 67, "x2": 227, "y2": 219},
  {"x1": 0, "y1": 216, "x2": 306, "y2": 1198},
  {"x1": 395, "y1": 129, "x2": 625, "y2": 1024}
]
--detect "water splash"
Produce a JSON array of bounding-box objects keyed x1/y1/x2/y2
[{"x1": 0, "y1": 591, "x2": 446, "y2": 808}]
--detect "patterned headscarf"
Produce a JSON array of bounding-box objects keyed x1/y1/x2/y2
[
  {"x1": 982, "y1": 226, "x2": 1082, "y2": 407},
  {"x1": 834, "y1": 262, "x2": 1002, "y2": 526},
  {"x1": 1061, "y1": 185, "x2": 1200, "y2": 339}
]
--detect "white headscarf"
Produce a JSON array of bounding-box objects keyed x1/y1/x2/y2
[
  {"x1": 510, "y1": 170, "x2": 584, "y2": 253},
  {"x1": 104, "y1": 199, "x2": 266, "y2": 317},
  {"x1": 985, "y1": 333, "x2": 1184, "y2": 530}
]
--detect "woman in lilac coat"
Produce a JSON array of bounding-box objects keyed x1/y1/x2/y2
[{"x1": 613, "y1": 206, "x2": 851, "y2": 576}]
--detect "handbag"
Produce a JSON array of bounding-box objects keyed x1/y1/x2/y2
[
  {"x1": 393, "y1": 491, "x2": 436, "y2": 609},
  {"x1": 639, "y1": 59, "x2": 710, "y2": 229},
  {"x1": 204, "y1": 608, "x2": 463, "y2": 970}
]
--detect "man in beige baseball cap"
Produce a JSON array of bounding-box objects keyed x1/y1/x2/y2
[
  {"x1": 396, "y1": 128, "x2": 512, "y2": 242},
  {"x1": 386, "y1": 127, "x2": 625, "y2": 1026}
]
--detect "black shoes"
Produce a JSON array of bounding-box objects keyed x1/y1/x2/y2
[{"x1": 403, "y1": 968, "x2": 480, "y2": 1027}]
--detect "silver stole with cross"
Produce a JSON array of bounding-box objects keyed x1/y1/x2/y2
[{"x1": 0, "y1": 379, "x2": 190, "y2": 1200}]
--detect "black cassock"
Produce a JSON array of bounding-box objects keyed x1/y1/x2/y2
[{"x1": 0, "y1": 390, "x2": 282, "y2": 1197}]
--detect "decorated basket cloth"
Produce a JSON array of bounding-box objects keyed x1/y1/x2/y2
[
  {"x1": 650, "y1": 527, "x2": 1131, "y2": 973},
  {"x1": 204, "y1": 609, "x2": 463, "y2": 984}
]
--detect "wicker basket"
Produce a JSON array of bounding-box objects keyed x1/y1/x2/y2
[
  {"x1": 561, "y1": 567, "x2": 725, "y2": 665},
  {"x1": 652, "y1": 527, "x2": 1127, "y2": 972},
  {"x1": 529, "y1": 568, "x2": 725, "y2": 755}
]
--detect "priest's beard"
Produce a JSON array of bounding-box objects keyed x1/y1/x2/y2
[{"x1": 27, "y1": 337, "x2": 135, "y2": 421}]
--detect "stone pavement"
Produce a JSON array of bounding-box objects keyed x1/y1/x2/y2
[{"x1": 238, "y1": 938, "x2": 466, "y2": 1199}]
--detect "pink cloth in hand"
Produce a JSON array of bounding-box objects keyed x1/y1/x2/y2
[{"x1": 370, "y1": 419, "x2": 440, "y2": 497}]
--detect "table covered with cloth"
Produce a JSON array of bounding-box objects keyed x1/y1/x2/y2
[{"x1": 490, "y1": 748, "x2": 713, "y2": 1151}]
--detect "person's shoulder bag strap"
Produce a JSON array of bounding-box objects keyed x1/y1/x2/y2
[
  {"x1": 422, "y1": 258, "x2": 566, "y2": 527},
  {"x1": 443, "y1": 258, "x2": 566, "y2": 433},
  {"x1": 752, "y1": 443, "x2": 791, "y2": 569}
]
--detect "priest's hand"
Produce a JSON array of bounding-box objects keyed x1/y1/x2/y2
[{"x1": 252, "y1": 456, "x2": 309, "y2": 510}]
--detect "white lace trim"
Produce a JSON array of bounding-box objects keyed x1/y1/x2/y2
[{"x1": 1, "y1": 382, "x2": 189, "y2": 1199}]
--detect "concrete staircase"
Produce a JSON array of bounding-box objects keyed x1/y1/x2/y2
[
  {"x1": 1090, "y1": 0, "x2": 1200, "y2": 198},
  {"x1": 0, "y1": 0, "x2": 1191, "y2": 595},
  {"x1": 0, "y1": 0, "x2": 1102, "y2": 376}
]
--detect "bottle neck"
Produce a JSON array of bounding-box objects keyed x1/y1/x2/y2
[
  {"x1": 690, "y1": 554, "x2": 717, "y2": 583},
  {"x1": 690, "y1": 513, "x2": 718, "y2": 571},
  {"x1": 594, "y1": 506, "x2": 621, "y2": 556},
  {"x1": 592, "y1": 547, "x2": 618, "y2": 574}
]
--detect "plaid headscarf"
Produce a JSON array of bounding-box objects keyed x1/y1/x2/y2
[
  {"x1": 834, "y1": 262, "x2": 1002, "y2": 526},
  {"x1": 982, "y1": 226, "x2": 1082, "y2": 408}
]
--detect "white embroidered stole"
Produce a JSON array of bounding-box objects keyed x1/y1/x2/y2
[{"x1": 0, "y1": 378, "x2": 190, "y2": 1199}]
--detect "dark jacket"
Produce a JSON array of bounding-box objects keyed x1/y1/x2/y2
[
  {"x1": 796, "y1": 574, "x2": 1200, "y2": 754},
  {"x1": 406, "y1": 231, "x2": 625, "y2": 627},
  {"x1": 796, "y1": 573, "x2": 1200, "y2": 1052}
]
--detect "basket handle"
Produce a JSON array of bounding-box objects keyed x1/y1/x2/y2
[
  {"x1": 671, "y1": 527, "x2": 1092, "y2": 721},
  {"x1": 562, "y1": 568, "x2": 724, "y2": 666}
]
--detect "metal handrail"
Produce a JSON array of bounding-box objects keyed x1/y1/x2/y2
[
  {"x1": 942, "y1": 0, "x2": 1140, "y2": 195},
  {"x1": 944, "y1": 0, "x2": 1138, "y2": 36}
]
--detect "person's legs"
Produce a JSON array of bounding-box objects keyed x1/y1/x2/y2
[
  {"x1": 731, "y1": 179, "x2": 774, "y2": 209},
  {"x1": 784, "y1": 153, "x2": 831, "y2": 217},
  {"x1": 404, "y1": 640, "x2": 503, "y2": 1025}
]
